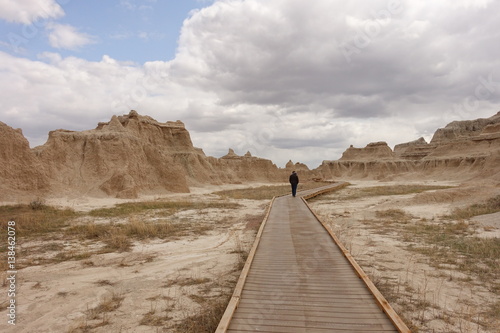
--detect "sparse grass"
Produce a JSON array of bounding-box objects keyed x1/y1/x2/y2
[
  {"x1": 406, "y1": 226, "x2": 500, "y2": 284},
  {"x1": 123, "y1": 218, "x2": 189, "y2": 239},
  {"x1": 336, "y1": 185, "x2": 453, "y2": 200},
  {"x1": 53, "y1": 250, "x2": 93, "y2": 262},
  {"x1": 368, "y1": 205, "x2": 500, "y2": 303},
  {"x1": 214, "y1": 181, "x2": 334, "y2": 200},
  {"x1": 310, "y1": 184, "x2": 500, "y2": 332},
  {"x1": 369, "y1": 207, "x2": 500, "y2": 287},
  {"x1": 86, "y1": 292, "x2": 124, "y2": 320},
  {"x1": 68, "y1": 291, "x2": 125, "y2": 333},
  {"x1": 0, "y1": 193, "x2": 267, "y2": 332},
  {"x1": 244, "y1": 213, "x2": 266, "y2": 231},
  {"x1": 168, "y1": 232, "x2": 250, "y2": 332},
  {"x1": 0, "y1": 204, "x2": 77, "y2": 238},
  {"x1": 358, "y1": 209, "x2": 414, "y2": 235},
  {"x1": 189, "y1": 294, "x2": 207, "y2": 304},
  {"x1": 29, "y1": 198, "x2": 46, "y2": 210},
  {"x1": 482, "y1": 301, "x2": 500, "y2": 329},
  {"x1": 102, "y1": 228, "x2": 133, "y2": 252},
  {"x1": 65, "y1": 217, "x2": 213, "y2": 254},
  {"x1": 94, "y1": 279, "x2": 115, "y2": 286},
  {"x1": 65, "y1": 222, "x2": 110, "y2": 239},
  {"x1": 88, "y1": 201, "x2": 241, "y2": 217},
  {"x1": 394, "y1": 194, "x2": 500, "y2": 288},
  {"x1": 375, "y1": 209, "x2": 413, "y2": 222},
  {"x1": 371, "y1": 275, "x2": 420, "y2": 332},
  {"x1": 164, "y1": 277, "x2": 211, "y2": 288},
  {"x1": 447, "y1": 194, "x2": 500, "y2": 220},
  {"x1": 173, "y1": 294, "x2": 231, "y2": 333},
  {"x1": 140, "y1": 310, "x2": 172, "y2": 326},
  {"x1": 214, "y1": 184, "x2": 290, "y2": 200}
]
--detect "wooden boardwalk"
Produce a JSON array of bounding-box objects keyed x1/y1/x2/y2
[{"x1": 216, "y1": 183, "x2": 410, "y2": 333}]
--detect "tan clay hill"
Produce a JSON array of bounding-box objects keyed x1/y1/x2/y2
[
  {"x1": 318, "y1": 111, "x2": 500, "y2": 182},
  {"x1": 0, "y1": 111, "x2": 284, "y2": 201},
  {"x1": 1, "y1": 110, "x2": 499, "y2": 201},
  {"x1": 0, "y1": 122, "x2": 50, "y2": 197}
]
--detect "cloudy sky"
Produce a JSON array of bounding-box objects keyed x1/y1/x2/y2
[{"x1": 1, "y1": 0, "x2": 499, "y2": 168}]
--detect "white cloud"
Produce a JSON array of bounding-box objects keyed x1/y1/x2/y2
[
  {"x1": 46, "y1": 23, "x2": 97, "y2": 50},
  {"x1": 0, "y1": 0, "x2": 64, "y2": 24},
  {"x1": 120, "y1": 0, "x2": 157, "y2": 11},
  {"x1": 1, "y1": 0, "x2": 500, "y2": 168}
]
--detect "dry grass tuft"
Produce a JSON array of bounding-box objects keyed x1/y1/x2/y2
[
  {"x1": 375, "y1": 209, "x2": 413, "y2": 222},
  {"x1": 94, "y1": 279, "x2": 115, "y2": 286},
  {"x1": 103, "y1": 228, "x2": 133, "y2": 252},
  {"x1": 173, "y1": 295, "x2": 231, "y2": 333},
  {"x1": 0, "y1": 204, "x2": 76, "y2": 237},
  {"x1": 86, "y1": 292, "x2": 124, "y2": 319},
  {"x1": 447, "y1": 194, "x2": 500, "y2": 220},
  {"x1": 87, "y1": 201, "x2": 241, "y2": 217},
  {"x1": 336, "y1": 184, "x2": 454, "y2": 201},
  {"x1": 140, "y1": 310, "x2": 172, "y2": 327},
  {"x1": 163, "y1": 277, "x2": 211, "y2": 288},
  {"x1": 68, "y1": 292, "x2": 125, "y2": 332}
]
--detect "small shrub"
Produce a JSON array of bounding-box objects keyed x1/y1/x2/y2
[
  {"x1": 29, "y1": 198, "x2": 46, "y2": 210},
  {"x1": 448, "y1": 195, "x2": 500, "y2": 219},
  {"x1": 173, "y1": 295, "x2": 231, "y2": 333},
  {"x1": 376, "y1": 209, "x2": 412, "y2": 221},
  {"x1": 103, "y1": 229, "x2": 132, "y2": 252}
]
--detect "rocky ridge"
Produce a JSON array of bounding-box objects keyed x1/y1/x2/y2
[
  {"x1": 318, "y1": 111, "x2": 500, "y2": 181},
  {"x1": 1, "y1": 110, "x2": 499, "y2": 201}
]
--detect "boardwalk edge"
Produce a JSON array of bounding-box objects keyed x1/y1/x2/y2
[
  {"x1": 215, "y1": 196, "x2": 276, "y2": 333},
  {"x1": 301, "y1": 184, "x2": 412, "y2": 333}
]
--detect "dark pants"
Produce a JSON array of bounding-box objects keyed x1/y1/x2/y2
[{"x1": 291, "y1": 183, "x2": 298, "y2": 197}]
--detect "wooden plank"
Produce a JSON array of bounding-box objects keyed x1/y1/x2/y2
[
  {"x1": 228, "y1": 321, "x2": 397, "y2": 332},
  {"x1": 214, "y1": 197, "x2": 275, "y2": 333},
  {"x1": 229, "y1": 317, "x2": 396, "y2": 329},
  {"x1": 301, "y1": 197, "x2": 411, "y2": 333},
  {"x1": 233, "y1": 306, "x2": 391, "y2": 319},
  {"x1": 218, "y1": 183, "x2": 410, "y2": 333}
]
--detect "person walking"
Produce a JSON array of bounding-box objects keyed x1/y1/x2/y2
[{"x1": 289, "y1": 171, "x2": 299, "y2": 197}]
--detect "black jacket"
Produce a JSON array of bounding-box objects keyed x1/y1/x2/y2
[{"x1": 289, "y1": 173, "x2": 299, "y2": 185}]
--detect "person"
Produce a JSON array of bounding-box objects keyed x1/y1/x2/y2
[{"x1": 289, "y1": 171, "x2": 299, "y2": 197}]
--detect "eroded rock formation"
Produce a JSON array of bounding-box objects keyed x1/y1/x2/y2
[
  {"x1": 32, "y1": 111, "x2": 192, "y2": 198},
  {"x1": 0, "y1": 122, "x2": 49, "y2": 200},
  {"x1": 0, "y1": 111, "x2": 286, "y2": 200},
  {"x1": 1, "y1": 110, "x2": 499, "y2": 201},
  {"x1": 319, "y1": 112, "x2": 500, "y2": 181}
]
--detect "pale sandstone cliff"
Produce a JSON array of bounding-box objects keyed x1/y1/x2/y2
[
  {"x1": 0, "y1": 122, "x2": 49, "y2": 200},
  {"x1": 0, "y1": 111, "x2": 286, "y2": 200},
  {"x1": 32, "y1": 111, "x2": 191, "y2": 198},
  {"x1": 1, "y1": 111, "x2": 499, "y2": 200},
  {"x1": 318, "y1": 112, "x2": 500, "y2": 181}
]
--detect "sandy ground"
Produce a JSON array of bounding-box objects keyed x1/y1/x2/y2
[
  {"x1": 0, "y1": 184, "x2": 269, "y2": 333},
  {"x1": 1, "y1": 181, "x2": 499, "y2": 332},
  {"x1": 309, "y1": 180, "x2": 500, "y2": 333}
]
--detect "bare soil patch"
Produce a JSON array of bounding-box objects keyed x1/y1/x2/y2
[
  {"x1": 1, "y1": 181, "x2": 499, "y2": 332},
  {"x1": 309, "y1": 180, "x2": 500, "y2": 333},
  {"x1": 0, "y1": 184, "x2": 270, "y2": 333}
]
